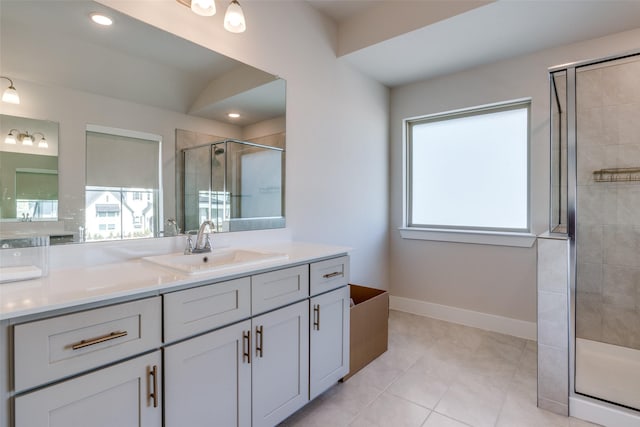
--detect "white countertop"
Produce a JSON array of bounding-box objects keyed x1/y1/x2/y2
[{"x1": 0, "y1": 241, "x2": 349, "y2": 321}]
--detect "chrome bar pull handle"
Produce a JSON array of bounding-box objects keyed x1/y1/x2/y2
[
  {"x1": 313, "y1": 304, "x2": 320, "y2": 330},
  {"x1": 243, "y1": 330, "x2": 251, "y2": 364},
  {"x1": 149, "y1": 365, "x2": 158, "y2": 408},
  {"x1": 71, "y1": 331, "x2": 128, "y2": 350},
  {"x1": 322, "y1": 271, "x2": 342, "y2": 279},
  {"x1": 256, "y1": 325, "x2": 263, "y2": 358}
]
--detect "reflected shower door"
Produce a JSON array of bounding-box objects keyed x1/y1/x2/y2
[{"x1": 574, "y1": 54, "x2": 640, "y2": 411}]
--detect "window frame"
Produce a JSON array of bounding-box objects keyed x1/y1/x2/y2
[{"x1": 402, "y1": 99, "x2": 535, "y2": 247}]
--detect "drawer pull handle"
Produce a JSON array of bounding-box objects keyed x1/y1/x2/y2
[
  {"x1": 71, "y1": 331, "x2": 128, "y2": 350},
  {"x1": 313, "y1": 304, "x2": 321, "y2": 330},
  {"x1": 256, "y1": 325, "x2": 264, "y2": 358},
  {"x1": 323, "y1": 271, "x2": 343, "y2": 279},
  {"x1": 149, "y1": 365, "x2": 159, "y2": 408},
  {"x1": 243, "y1": 330, "x2": 251, "y2": 364}
]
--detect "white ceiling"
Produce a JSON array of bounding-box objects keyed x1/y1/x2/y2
[{"x1": 308, "y1": 0, "x2": 640, "y2": 87}]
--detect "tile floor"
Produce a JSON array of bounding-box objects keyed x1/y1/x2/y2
[{"x1": 281, "y1": 310, "x2": 600, "y2": 427}]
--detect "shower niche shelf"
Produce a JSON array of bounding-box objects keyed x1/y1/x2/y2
[{"x1": 593, "y1": 167, "x2": 640, "y2": 183}]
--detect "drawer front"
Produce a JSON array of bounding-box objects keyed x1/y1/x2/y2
[
  {"x1": 310, "y1": 256, "x2": 350, "y2": 296},
  {"x1": 164, "y1": 277, "x2": 251, "y2": 343},
  {"x1": 14, "y1": 296, "x2": 161, "y2": 392},
  {"x1": 251, "y1": 265, "x2": 309, "y2": 315}
]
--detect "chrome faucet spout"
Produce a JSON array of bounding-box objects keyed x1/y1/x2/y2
[{"x1": 193, "y1": 220, "x2": 215, "y2": 253}]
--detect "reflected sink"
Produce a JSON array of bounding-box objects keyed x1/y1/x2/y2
[{"x1": 142, "y1": 249, "x2": 288, "y2": 275}]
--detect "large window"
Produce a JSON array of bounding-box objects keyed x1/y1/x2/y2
[{"x1": 405, "y1": 100, "x2": 531, "y2": 242}]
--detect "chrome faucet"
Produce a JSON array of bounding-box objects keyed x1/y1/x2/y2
[{"x1": 192, "y1": 220, "x2": 215, "y2": 253}]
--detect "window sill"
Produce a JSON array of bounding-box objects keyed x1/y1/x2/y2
[{"x1": 399, "y1": 227, "x2": 536, "y2": 248}]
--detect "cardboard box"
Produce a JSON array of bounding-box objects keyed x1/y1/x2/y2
[{"x1": 342, "y1": 284, "x2": 389, "y2": 381}]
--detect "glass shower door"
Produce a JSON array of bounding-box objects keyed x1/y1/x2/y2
[{"x1": 574, "y1": 54, "x2": 640, "y2": 411}]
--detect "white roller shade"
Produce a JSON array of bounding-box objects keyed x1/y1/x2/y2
[{"x1": 86, "y1": 131, "x2": 159, "y2": 189}]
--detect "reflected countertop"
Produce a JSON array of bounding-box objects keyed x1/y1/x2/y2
[{"x1": 0, "y1": 241, "x2": 350, "y2": 321}]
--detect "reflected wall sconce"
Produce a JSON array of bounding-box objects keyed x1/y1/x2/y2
[
  {"x1": 176, "y1": 0, "x2": 246, "y2": 33},
  {"x1": 1, "y1": 76, "x2": 20, "y2": 104},
  {"x1": 5, "y1": 129, "x2": 48, "y2": 148}
]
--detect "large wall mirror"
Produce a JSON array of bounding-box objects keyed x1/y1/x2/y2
[{"x1": 0, "y1": 0, "x2": 286, "y2": 243}]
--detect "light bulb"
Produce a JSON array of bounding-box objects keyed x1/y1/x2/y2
[
  {"x1": 22, "y1": 134, "x2": 33, "y2": 146},
  {"x1": 90, "y1": 13, "x2": 113, "y2": 26},
  {"x1": 4, "y1": 134, "x2": 16, "y2": 144},
  {"x1": 2, "y1": 86, "x2": 20, "y2": 104},
  {"x1": 38, "y1": 138, "x2": 49, "y2": 148},
  {"x1": 227, "y1": 113, "x2": 240, "y2": 118},
  {"x1": 191, "y1": 0, "x2": 216, "y2": 16},
  {"x1": 224, "y1": 0, "x2": 246, "y2": 33}
]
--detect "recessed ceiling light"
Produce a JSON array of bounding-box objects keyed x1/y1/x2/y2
[
  {"x1": 228, "y1": 113, "x2": 240, "y2": 118},
  {"x1": 90, "y1": 13, "x2": 113, "y2": 26}
]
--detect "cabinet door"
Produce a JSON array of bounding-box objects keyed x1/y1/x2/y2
[
  {"x1": 164, "y1": 320, "x2": 251, "y2": 427},
  {"x1": 15, "y1": 351, "x2": 161, "y2": 427},
  {"x1": 252, "y1": 300, "x2": 309, "y2": 427},
  {"x1": 310, "y1": 286, "x2": 350, "y2": 399}
]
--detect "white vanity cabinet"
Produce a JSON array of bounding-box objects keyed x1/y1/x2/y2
[
  {"x1": 251, "y1": 300, "x2": 310, "y2": 427},
  {"x1": 3, "y1": 252, "x2": 350, "y2": 427},
  {"x1": 164, "y1": 320, "x2": 252, "y2": 427},
  {"x1": 14, "y1": 348, "x2": 162, "y2": 427},
  {"x1": 309, "y1": 285, "x2": 350, "y2": 400}
]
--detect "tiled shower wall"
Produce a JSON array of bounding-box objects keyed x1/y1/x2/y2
[{"x1": 575, "y1": 56, "x2": 640, "y2": 350}]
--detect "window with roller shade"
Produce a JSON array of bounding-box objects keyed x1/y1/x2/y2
[{"x1": 85, "y1": 129, "x2": 161, "y2": 241}]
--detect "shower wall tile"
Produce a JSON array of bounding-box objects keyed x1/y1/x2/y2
[
  {"x1": 576, "y1": 262, "x2": 602, "y2": 294},
  {"x1": 575, "y1": 292, "x2": 603, "y2": 342},
  {"x1": 576, "y1": 107, "x2": 603, "y2": 146},
  {"x1": 617, "y1": 103, "x2": 640, "y2": 146},
  {"x1": 601, "y1": 60, "x2": 640, "y2": 106},
  {"x1": 576, "y1": 224, "x2": 603, "y2": 264},
  {"x1": 576, "y1": 185, "x2": 616, "y2": 225},
  {"x1": 536, "y1": 237, "x2": 569, "y2": 416},
  {"x1": 602, "y1": 305, "x2": 640, "y2": 350},
  {"x1": 603, "y1": 224, "x2": 640, "y2": 267},
  {"x1": 602, "y1": 265, "x2": 638, "y2": 310},
  {"x1": 616, "y1": 186, "x2": 640, "y2": 226},
  {"x1": 576, "y1": 145, "x2": 617, "y2": 185},
  {"x1": 538, "y1": 343, "x2": 569, "y2": 414},
  {"x1": 538, "y1": 290, "x2": 568, "y2": 349},
  {"x1": 537, "y1": 238, "x2": 568, "y2": 294},
  {"x1": 576, "y1": 68, "x2": 603, "y2": 111}
]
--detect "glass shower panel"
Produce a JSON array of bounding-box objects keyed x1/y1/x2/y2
[
  {"x1": 550, "y1": 70, "x2": 568, "y2": 233},
  {"x1": 574, "y1": 54, "x2": 640, "y2": 410},
  {"x1": 183, "y1": 144, "x2": 212, "y2": 233}
]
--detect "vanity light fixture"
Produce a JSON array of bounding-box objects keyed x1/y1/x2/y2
[
  {"x1": 4, "y1": 129, "x2": 18, "y2": 145},
  {"x1": 4, "y1": 129, "x2": 48, "y2": 148},
  {"x1": 224, "y1": 0, "x2": 246, "y2": 33},
  {"x1": 227, "y1": 113, "x2": 240, "y2": 118},
  {"x1": 190, "y1": 0, "x2": 216, "y2": 16},
  {"x1": 176, "y1": 0, "x2": 246, "y2": 33},
  {"x1": 1, "y1": 76, "x2": 20, "y2": 104},
  {"x1": 90, "y1": 12, "x2": 113, "y2": 26}
]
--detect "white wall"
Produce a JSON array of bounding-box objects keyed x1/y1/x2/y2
[
  {"x1": 98, "y1": 1, "x2": 390, "y2": 289},
  {"x1": 390, "y1": 28, "x2": 640, "y2": 322}
]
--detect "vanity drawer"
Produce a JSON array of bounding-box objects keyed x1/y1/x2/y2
[
  {"x1": 252, "y1": 265, "x2": 309, "y2": 315},
  {"x1": 310, "y1": 256, "x2": 350, "y2": 296},
  {"x1": 14, "y1": 296, "x2": 161, "y2": 392},
  {"x1": 164, "y1": 277, "x2": 251, "y2": 342}
]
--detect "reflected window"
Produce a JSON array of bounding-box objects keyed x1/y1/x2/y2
[{"x1": 84, "y1": 127, "x2": 161, "y2": 241}]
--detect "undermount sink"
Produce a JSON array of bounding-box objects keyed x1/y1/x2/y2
[{"x1": 142, "y1": 249, "x2": 288, "y2": 275}]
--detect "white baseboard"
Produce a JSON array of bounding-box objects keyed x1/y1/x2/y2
[{"x1": 389, "y1": 295, "x2": 537, "y2": 341}]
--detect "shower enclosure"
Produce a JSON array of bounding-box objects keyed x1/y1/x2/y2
[
  {"x1": 181, "y1": 139, "x2": 284, "y2": 233},
  {"x1": 550, "y1": 51, "x2": 640, "y2": 418}
]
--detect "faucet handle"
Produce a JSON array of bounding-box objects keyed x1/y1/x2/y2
[{"x1": 184, "y1": 235, "x2": 194, "y2": 255}]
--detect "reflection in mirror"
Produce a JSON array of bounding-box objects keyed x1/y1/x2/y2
[
  {"x1": 84, "y1": 126, "x2": 162, "y2": 242},
  {"x1": 1, "y1": 0, "x2": 286, "y2": 243},
  {"x1": 181, "y1": 139, "x2": 284, "y2": 233},
  {"x1": 0, "y1": 114, "x2": 59, "y2": 223}
]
